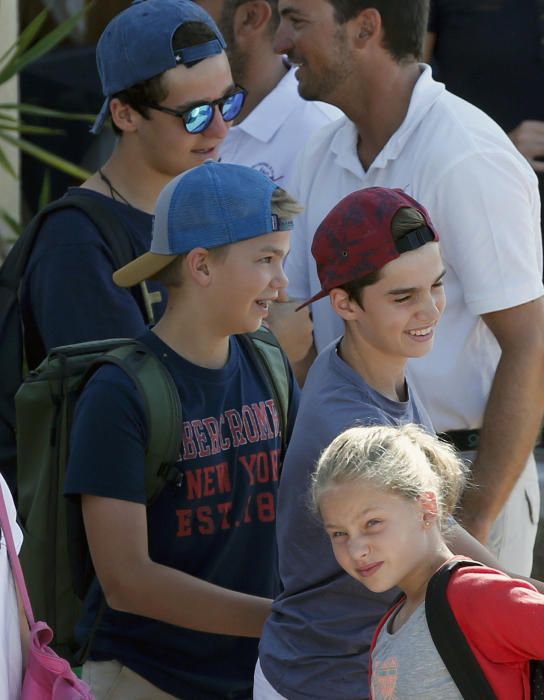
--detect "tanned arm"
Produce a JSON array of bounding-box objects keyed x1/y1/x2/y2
[
  {"x1": 83, "y1": 495, "x2": 272, "y2": 637},
  {"x1": 459, "y1": 297, "x2": 544, "y2": 543}
]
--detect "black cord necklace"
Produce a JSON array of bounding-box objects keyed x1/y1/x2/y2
[{"x1": 98, "y1": 168, "x2": 132, "y2": 207}]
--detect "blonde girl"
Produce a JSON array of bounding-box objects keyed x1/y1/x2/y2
[{"x1": 312, "y1": 424, "x2": 544, "y2": 700}]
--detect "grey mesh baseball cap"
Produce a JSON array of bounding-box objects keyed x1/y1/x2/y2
[
  {"x1": 91, "y1": 0, "x2": 226, "y2": 134},
  {"x1": 113, "y1": 161, "x2": 295, "y2": 288}
]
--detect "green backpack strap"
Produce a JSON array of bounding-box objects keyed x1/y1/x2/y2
[
  {"x1": 239, "y1": 326, "x2": 291, "y2": 458},
  {"x1": 86, "y1": 341, "x2": 183, "y2": 503},
  {"x1": 74, "y1": 340, "x2": 182, "y2": 666}
]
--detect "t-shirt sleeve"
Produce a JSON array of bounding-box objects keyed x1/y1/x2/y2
[
  {"x1": 449, "y1": 566, "x2": 544, "y2": 663},
  {"x1": 25, "y1": 209, "x2": 148, "y2": 351},
  {"x1": 0, "y1": 475, "x2": 22, "y2": 554},
  {"x1": 64, "y1": 365, "x2": 148, "y2": 504},
  {"x1": 428, "y1": 151, "x2": 543, "y2": 315}
]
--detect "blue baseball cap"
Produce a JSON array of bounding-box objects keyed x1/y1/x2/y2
[
  {"x1": 113, "y1": 162, "x2": 295, "y2": 287},
  {"x1": 91, "y1": 0, "x2": 226, "y2": 134}
]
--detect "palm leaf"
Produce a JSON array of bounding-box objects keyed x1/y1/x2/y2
[
  {"x1": 0, "y1": 143, "x2": 17, "y2": 177},
  {"x1": 0, "y1": 132, "x2": 91, "y2": 180},
  {"x1": 0, "y1": 209, "x2": 21, "y2": 238},
  {"x1": 38, "y1": 171, "x2": 52, "y2": 210},
  {"x1": 0, "y1": 123, "x2": 64, "y2": 135},
  {"x1": 0, "y1": 103, "x2": 95, "y2": 122},
  {"x1": 0, "y1": 9, "x2": 48, "y2": 66},
  {"x1": 0, "y1": 3, "x2": 94, "y2": 84}
]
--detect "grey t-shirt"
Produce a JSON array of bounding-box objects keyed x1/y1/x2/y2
[
  {"x1": 371, "y1": 604, "x2": 462, "y2": 700},
  {"x1": 259, "y1": 339, "x2": 434, "y2": 700}
]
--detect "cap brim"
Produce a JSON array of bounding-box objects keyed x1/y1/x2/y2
[
  {"x1": 295, "y1": 289, "x2": 328, "y2": 312},
  {"x1": 90, "y1": 97, "x2": 111, "y2": 135},
  {"x1": 113, "y1": 252, "x2": 178, "y2": 288}
]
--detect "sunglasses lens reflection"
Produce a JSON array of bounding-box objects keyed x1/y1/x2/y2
[
  {"x1": 184, "y1": 90, "x2": 246, "y2": 133},
  {"x1": 186, "y1": 105, "x2": 213, "y2": 133},
  {"x1": 221, "y1": 91, "x2": 245, "y2": 121}
]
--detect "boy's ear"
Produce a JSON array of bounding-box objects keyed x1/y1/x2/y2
[
  {"x1": 109, "y1": 98, "x2": 139, "y2": 133},
  {"x1": 330, "y1": 287, "x2": 362, "y2": 321},
  {"x1": 233, "y1": 0, "x2": 272, "y2": 42},
  {"x1": 185, "y1": 248, "x2": 213, "y2": 287}
]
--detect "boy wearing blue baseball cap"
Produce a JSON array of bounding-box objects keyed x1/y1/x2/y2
[
  {"x1": 20, "y1": 0, "x2": 245, "y2": 373},
  {"x1": 65, "y1": 161, "x2": 301, "y2": 699},
  {"x1": 0, "y1": 0, "x2": 247, "y2": 496}
]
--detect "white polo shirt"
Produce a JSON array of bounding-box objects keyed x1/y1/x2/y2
[
  {"x1": 219, "y1": 65, "x2": 342, "y2": 191},
  {"x1": 286, "y1": 65, "x2": 543, "y2": 433}
]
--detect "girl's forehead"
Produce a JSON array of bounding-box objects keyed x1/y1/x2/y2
[{"x1": 319, "y1": 480, "x2": 408, "y2": 519}]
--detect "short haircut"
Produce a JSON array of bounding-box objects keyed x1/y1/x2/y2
[
  {"x1": 326, "y1": 0, "x2": 430, "y2": 61},
  {"x1": 339, "y1": 206, "x2": 427, "y2": 307},
  {"x1": 152, "y1": 185, "x2": 302, "y2": 289},
  {"x1": 110, "y1": 21, "x2": 220, "y2": 136},
  {"x1": 223, "y1": 0, "x2": 280, "y2": 33}
]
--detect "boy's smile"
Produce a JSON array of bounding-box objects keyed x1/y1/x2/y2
[{"x1": 209, "y1": 230, "x2": 290, "y2": 335}]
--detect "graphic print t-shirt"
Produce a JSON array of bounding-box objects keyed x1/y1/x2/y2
[{"x1": 65, "y1": 330, "x2": 297, "y2": 700}]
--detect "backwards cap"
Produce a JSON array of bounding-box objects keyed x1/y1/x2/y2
[
  {"x1": 297, "y1": 187, "x2": 439, "y2": 310},
  {"x1": 114, "y1": 161, "x2": 295, "y2": 288},
  {"x1": 91, "y1": 0, "x2": 226, "y2": 134}
]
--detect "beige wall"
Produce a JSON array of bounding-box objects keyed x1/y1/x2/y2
[{"x1": 0, "y1": 0, "x2": 20, "y2": 245}]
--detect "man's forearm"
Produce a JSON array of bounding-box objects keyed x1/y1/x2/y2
[
  {"x1": 460, "y1": 340, "x2": 544, "y2": 540},
  {"x1": 292, "y1": 344, "x2": 317, "y2": 387}
]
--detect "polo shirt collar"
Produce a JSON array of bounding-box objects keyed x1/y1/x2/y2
[
  {"x1": 330, "y1": 64, "x2": 445, "y2": 175},
  {"x1": 232, "y1": 64, "x2": 299, "y2": 143}
]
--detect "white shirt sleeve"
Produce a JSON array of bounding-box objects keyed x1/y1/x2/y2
[{"x1": 428, "y1": 150, "x2": 544, "y2": 316}]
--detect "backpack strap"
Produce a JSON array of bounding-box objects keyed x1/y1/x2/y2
[
  {"x1": 74, "y1": 340, "x2": 183, "y2": 666},
  {"x1": 1, "y1": 192, "x2": 132, "y2": 290},
  {"x1": 425, "y1": 558, "x2": 497, "y2": 700},
  {"x1": 238, "y1": 326, "x2": 291, "y2": 458},
  {"x1": 2, "y1": 190, "x2": 155, "y2": 326},
  {"x1": 84, "y1": 341, "x2": 183, "y2": 503}
]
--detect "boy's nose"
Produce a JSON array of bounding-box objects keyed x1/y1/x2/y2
[{"x1": 205, "y1": 105, "x2": 230, "y2": 138}]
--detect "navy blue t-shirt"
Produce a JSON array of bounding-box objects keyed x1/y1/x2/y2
[
  {"x1": 65, "y1": 330, "x2": 299, "y2": 700},
  {"x1": 20, "y1": 188, "x2": 167, "y2": 368}
]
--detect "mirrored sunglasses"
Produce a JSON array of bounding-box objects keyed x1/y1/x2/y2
[{"x1": 144, "y1": 87, "x2": 247, "y2": 134}]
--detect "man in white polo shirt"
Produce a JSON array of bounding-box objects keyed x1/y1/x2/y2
[
  {"x1": 195, "y1": 0, "x2": 341, "y2": 189},
  {"x1": 272, "y1": 0, "x2": 544, "y2": 575}
]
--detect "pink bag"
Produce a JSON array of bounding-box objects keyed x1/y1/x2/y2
[{"x1": 0, "y1": 485, "x2": 94, "y2": 699}]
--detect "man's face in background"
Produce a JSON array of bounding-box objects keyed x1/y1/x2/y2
[{"x1": 194, "y1": 1, "x2": 265, "y2": 85}]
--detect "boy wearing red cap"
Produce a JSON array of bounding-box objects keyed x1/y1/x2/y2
[{"x1": 256, "y1": 187, "x2": 498, "y2": 700}]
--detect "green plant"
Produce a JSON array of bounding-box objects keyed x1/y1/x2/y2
[{"x1": 0, "y1": 5, "x2": 95, "y2": 234}]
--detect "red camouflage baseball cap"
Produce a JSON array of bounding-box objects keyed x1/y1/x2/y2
[{"x1": 296, "y1": 187, "x2": 439, "y2": 310}]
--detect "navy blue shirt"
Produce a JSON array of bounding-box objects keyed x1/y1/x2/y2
[
  {"x1": 21, "y1": 188, "x2": 167, "y2": 368},
  {"x1": 65, "y1": 330, "x2": 299, "y2": 700}
]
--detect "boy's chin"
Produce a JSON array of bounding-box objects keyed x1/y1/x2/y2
[{"x1": 229, "y1": 319, "x2": 264, "y2": 336}]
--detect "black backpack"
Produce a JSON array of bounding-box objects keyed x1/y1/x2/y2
[
  {"x1": 425, "y1": 558, "x2": 544, "y2": 699},
  {"x1": 0, "y1": 192, "x2": 143, "y2": 494}
]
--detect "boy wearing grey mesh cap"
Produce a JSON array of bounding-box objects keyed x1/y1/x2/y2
[{"x1": 65, "y1": 161, "x2": 301, "y2": 699}]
